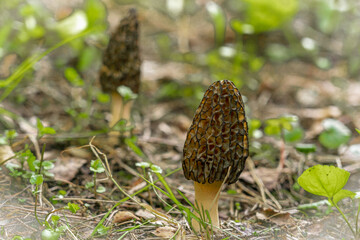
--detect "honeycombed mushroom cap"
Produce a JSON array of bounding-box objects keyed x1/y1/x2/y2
[
  {"x1": 182, "y1": 80, "x2": 249, "y2": 184},
  {"x1": 99, "y1": 8, "x2": 141, "y2": 94}
]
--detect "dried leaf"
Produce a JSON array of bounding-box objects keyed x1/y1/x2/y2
[
  {"x1": 0, "y1": 145, "x2": 15, "y2": 164},
  {"x1": 256, "y1": 208, "x2": 295, "y2": 225},
  {"x1": 113, "y1": 211, "x2": 139, "y2": 223},
  {"x1": 152, "y1": 226, "x2": 177, "y2": 238},
  {"x1": 135, "y1": 209, "x2": 155, "y2": 220},
  {"x1": 51, "y1": 157, "x2": 87, "y2": 181}
]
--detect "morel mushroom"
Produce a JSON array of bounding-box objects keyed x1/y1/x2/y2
[
  {"x1": 182, "y1": 80, "x2": 249, "y2": 231},
  {"x1": 99, "y1": 8, "x2": 140, "y2": 128}
]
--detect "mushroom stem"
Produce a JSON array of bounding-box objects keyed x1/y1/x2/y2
[
  {"x1": 109, "y1": 91, "x2": 134, "y2": 128},
  {"x1": 192, "y1": 180, "x2": 223, "y2": 232}
]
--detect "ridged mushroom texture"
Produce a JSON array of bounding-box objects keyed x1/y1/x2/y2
[
  {"x1": 182, "y1": 79, "x2": 249, "y2": 232},
  {"x1": 99, "y1": 8, "x2": 140, "y2": 128}
]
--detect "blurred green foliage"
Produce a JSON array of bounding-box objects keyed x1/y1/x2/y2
[
  {"x1": 264, "y1": 115, "x2": 304, "y2": 143},
  {"x1": 231, "y1": 0, "x2": 298, "y2": 34},
  {"x1": 0, "y1": 0, "x2": 108, "y2": 132},
  {"x1": 1, "y1": 0, "x2": 360, "y2": 146},
  {"x1": 319, "y1": 119, "x2": 351, "y2": 149}
]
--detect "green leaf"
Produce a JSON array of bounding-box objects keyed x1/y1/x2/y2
[
  {"x1": 24, "y1": 150, "x2": 36, "y2": 172},
  {"x1": 264, "y1": 119, "x2": 281, "y2": 136},
  {"x1": 55, "y1": 10, "x2": 88, "y2": 36},
  {"x1": 90, "y1": 159, "x2": 105, "y2": 173},
  {"x1": 230, "y1": 19, "x2": 254, "y2": 34},
  {"x1": 150, "y1": 164, "x2": 162, "y2": 174},
  {"x1": 37, "y1": 119, "x2": 56, "y2": 138},
  {"x1": 96, "y1": 224, "x2": 110, "y2": 235},
  {"x1": 332, "y1": 189, "x2": 355, "y2": 205},
  {"x1": 124, "y1": 136, "x2": 144, "y2": 157},
  {"x1": 227, "y1": 189, "x2": 237, "y2": 195},
  {"x1": 319, "y1": 119, "x2": 351, "y2": 149},
  {"x1": 41, "y1": 229, "x2": 61, "y2": 240},
  {"x1": 51, "y1": 215, "x2": 60, "y2": 226},
  {"x1": 42, "y1": 161, "x2": 55, "y2": 170},
  {"x1": 44, "y1": 172, "x2": 54, "y2": 178},
  {"x1": 117, "y1": 86, "x2": 138, "y2": 102},
  {"x1": 37, "y1": 118, "x2": 44, "y2": 130},
  {"x1": 356, "y1": 128, "x2": 360, "y2": 135},
  {"x1": 96, "y1": 185, "x2": 106, "y2": 193},
  {"x1": 85, "y1": 0, "x2": 107, "y2": 28},
  {"x1": 5, "y1": 130, "x2": 17, "y2": 140},
  {"x1": 135, "y1": 162, "x2": 150, "y2": 169},
  {"x1": 77, "y1": 46, "x2": 99, "y2": 71},
  {"x1": 96, "y1": 93, "x2": 110, "y2": 104},
  {"x1": 284, "y1": 126, "x2": 304, "y2": 143},
  {"x1": 66, "y1": 202, "x2": 80, "y2": 213},
  {"x1": 248, "y1": 119, "x2": 262, "y2": 137},
  {"x1": 42, "y1": 127, "x2": 56, "y2": 135},
  {"x1": 30, "y1": 174, "x2": 43, "y2": 185},
  {"x1": 64, "y1": 67, "x2": 84, "y2": 87},
  {"x1": 295, "y1": 143, "x2": 316, "y2": 154},
  {"x1": 298, "y1": 165, "x2": 350, "y2": 199},
  {"x1": 242, "y1": 0, "x2": 298, "y2": 33},
  {"x1": 85, "y1": 181, "x2": 94, "y2": 189}
]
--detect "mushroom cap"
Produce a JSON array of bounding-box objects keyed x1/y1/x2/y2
[
  {"x1": 99, "y1": 8, "x2": 141, "y2": 94},
  {"x1": 182, "y1": 80, "x2": 249, "y2": 184}
]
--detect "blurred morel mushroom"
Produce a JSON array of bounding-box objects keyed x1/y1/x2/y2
[
  {"x1": 182, "y1": 80, "x2": 249, "y2": 232},
  {"x1": 99, "y1": 8, "x2": 140, "y2": 128}
]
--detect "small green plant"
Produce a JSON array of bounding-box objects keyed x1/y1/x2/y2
[
  {"x1": 248, "y1": 118, "x2": 262, "y2": 139},
  {"x1": 40, "y1": 203, "x2": 80, "y2": 240},
  {"x1": 318, "y1": 118, "x2": 351, "y2": 150},
  {"x1": 0, "y1": 129, "x2": 18, "y2": 145},
  {"x1": 231, "y1": 0, "x2": 299, "y2": 34},
  {"x1": 85, "y1": 159, "x2": 106, "y2": 195},
  {"x1": 264, "y1": 115, "x2": 304, "y2": 169},
  {"x1": 264, "y1": 115, "x2": 303, "y2": 143},
  {"x1": 298, "y1": 165, "x2": 359, "y2": 239}
]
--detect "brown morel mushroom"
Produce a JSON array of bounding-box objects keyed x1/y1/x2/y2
[
  {"x1": 99, "y1": 8, "x2": 140, "y2": 128},
  {"x1": 182, "y1": 79, "x2": 249, "y2": 232}
]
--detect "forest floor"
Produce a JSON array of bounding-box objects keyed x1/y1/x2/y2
[{"x1": 1, "y1": 1, "x2": 360, "y2": 240}]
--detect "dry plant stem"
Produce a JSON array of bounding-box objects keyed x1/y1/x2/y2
[
  {"x1": 109, "y1": 91, "x2": 134, "y2": 128},
  {"x1": 193, "y1": 181, "x2": 223, "y2": 232},
  {"x1": 88, "y1": 138, "x2": 179, "y2": 227},
  {"x1": 277, "y1": 138, "x2": 285, "y2": 170}
]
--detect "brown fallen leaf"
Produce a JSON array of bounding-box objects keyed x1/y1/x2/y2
[
  {"x1": 51, "y1": 157, "x2": 87, "y2": 181},
  {"x1": 256, "y1": 208, "x2": 295, "y2": 225},
  {"x1": 113, "y1": 211, "x2": 139, "y2": 223},
  {"x1": 152, "y1": 226, "x2": 177, "y2": 239},
  {"x1": 0, "y1": 145, "x2": 15, "y2": 165},
  {"x1": 135, "y1": 209, "x2": 155, "y2": 220}
]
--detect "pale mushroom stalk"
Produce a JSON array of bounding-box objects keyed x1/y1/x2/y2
[
  {"x1": 193, "y1": 181, "x2": 222, "y2": 230},
  {"x1": 109, "y1": 92, "x2": 134, "y2": 128},
  {"x1": 182, "y1": 80, "x2": 249, "y2": 233},
  {"x1": 99, "y1": 8, "x2": 140, "y2": 130}
]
